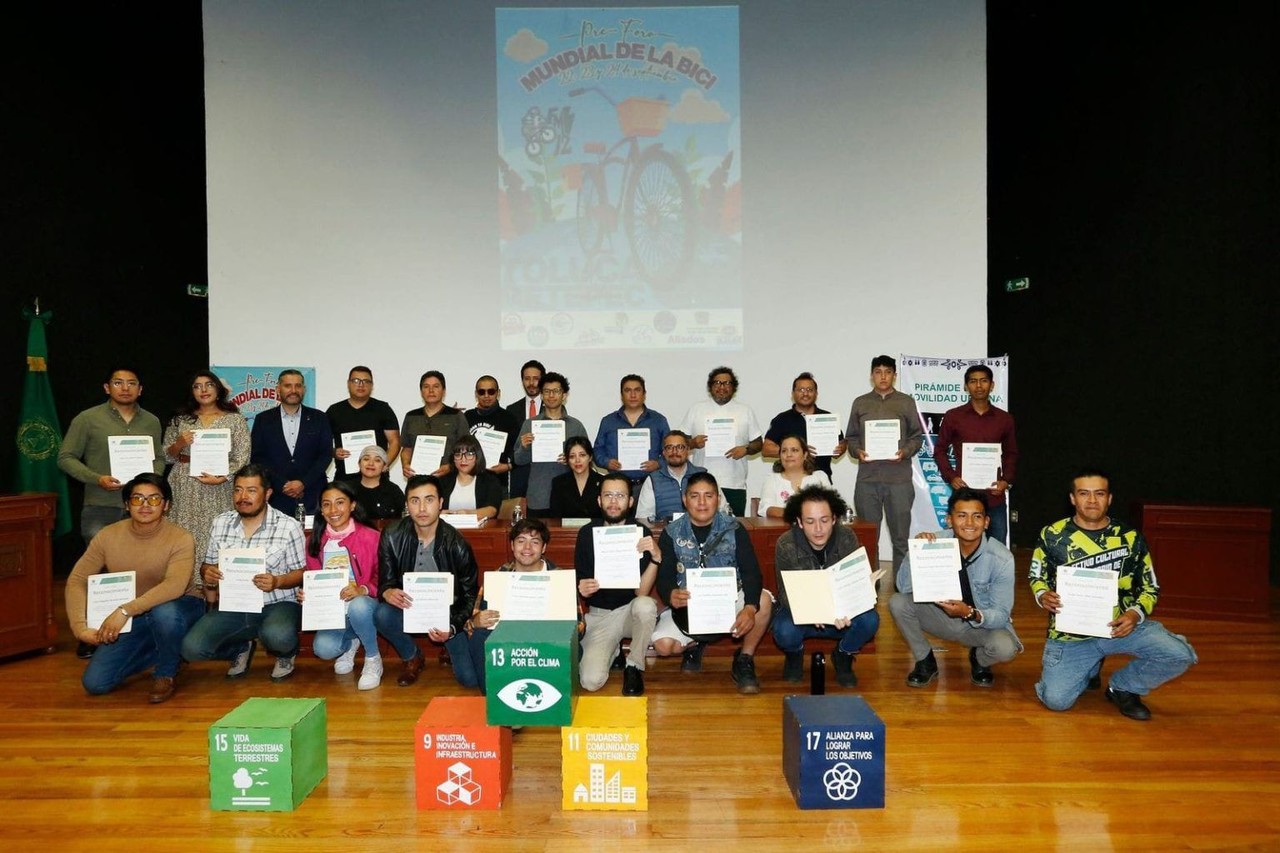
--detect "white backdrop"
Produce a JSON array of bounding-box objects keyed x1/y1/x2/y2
[{"x1": 204, "y1": 0, "x2": 988, "y2": 514}]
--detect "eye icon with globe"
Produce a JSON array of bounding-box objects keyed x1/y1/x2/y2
[{"x1": 496, "y1": 678, "x2": 563, "y2": 712}]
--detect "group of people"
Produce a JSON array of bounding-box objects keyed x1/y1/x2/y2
[{"x1": 57, "y1": 357, "x2": 1195, "y2": 719}]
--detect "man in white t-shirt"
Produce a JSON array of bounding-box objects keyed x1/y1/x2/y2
[{"x1": 681, "y1": 366, "x2": 762, "y2": 516}]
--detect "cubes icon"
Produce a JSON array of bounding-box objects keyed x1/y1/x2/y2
[{"x1": 415, "y1": 697, "x2": 511, "y2": 810}]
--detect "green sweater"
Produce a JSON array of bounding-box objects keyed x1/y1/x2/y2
[{"x1": 58, "y1": 402, "x2": 163, "y2": 507}]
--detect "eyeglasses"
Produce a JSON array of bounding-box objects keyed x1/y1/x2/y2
[
  {"x1": 542, "y1": 387, "x2": 564, "y2": 395},
  {"x1": 475, "y1": 389, "x2": 498, "y2": 396},
  {"x1": 662, "y1": 444, "x2": 688, "y2": 452},
  {"x1": 349, "y1": 378, "x2": 372, "y2": 386},
  {"x1": 601, "y1": 491, "x2": 629, "y2": 500},
  {"x1": 453, "y1": 450, "x2": 477, "y2": 459},
  {"x1": 129, "y1": 494, "x2": 164, "y2": 507},
  {"x1": 710, "y1": 380, "x2": 734, "y2": 387},
  {"x1": 110, "y1": 379, "x2": 140, "y2": 388},
  {"x1": 192, "y1": 382, "x2": 216, "y2": 391}
]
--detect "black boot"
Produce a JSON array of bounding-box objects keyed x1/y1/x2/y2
[{"x1": 906, "y1": 651, "x2": 938, "y2": 687}]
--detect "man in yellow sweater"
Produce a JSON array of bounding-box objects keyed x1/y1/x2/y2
[{"x1": 65, "y1": 473, "x2": 206, "y2": 704}]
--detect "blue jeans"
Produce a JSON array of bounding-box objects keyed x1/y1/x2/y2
[
  {"x1": 313, "y1": 595, "x2": 380, "y2": 660},
  {"x1": 772, "y1": 604, "x2": 880, "y2": 655},
  {"x1": 83, "y1": 596, "x2": 206, "y2": 694},
  {"x1": 1036, "y1": 619, "x2": 1197, "y2": 711},
  {"x1": 80, "y1": 504, "x2": 125, "y2": 545},
  {"x1": 181, "y1": 601, "x2": 301, "y2": 661},
  {"x1": 986, "y1": 502, "x2": 1009, "y2": 546},
  {"x1": 373, "y1": 601, "x2": 475, "y2": 687},
  {"x1": 453, "y1": 628, "x2": 489, "y2": 691}
]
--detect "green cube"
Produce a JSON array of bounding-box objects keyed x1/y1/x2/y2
[
  {"x1": 209, "y1": 698, "x2": 327, "y2": 811},
  {"x1": 485, "y1": 620, "x2": 578, "y2": 727}
]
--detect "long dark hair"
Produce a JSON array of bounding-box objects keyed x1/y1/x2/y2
[
  {"x1": 308, "y1": 480, "x2": 371, "y2": 558},
  {"x1": 177, "y1": 370, "x2": 238, "y2": 418}
]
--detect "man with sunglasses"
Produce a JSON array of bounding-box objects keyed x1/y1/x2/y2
[
  {"x1": 464, "y1": 374, "x2": 518, "y2": 487},
  {"x1": 326, "y1": 365, "x2": 401, "y2": 483}
]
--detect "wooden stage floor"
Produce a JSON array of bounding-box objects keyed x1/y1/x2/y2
[{"x1": 2, "y1": 554, "x2": 1277, "y2": 852}]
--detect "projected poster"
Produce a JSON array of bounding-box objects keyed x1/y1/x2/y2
[{"x1": 497, "y1": 7, "x2": 741, "y2": 350}]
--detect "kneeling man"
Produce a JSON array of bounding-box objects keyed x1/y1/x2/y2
[
  {"x1": 575, "y1": 473, "x2": 660, "y2": 696},
  {"x1": 773, "y1": 485, "x2": 881, "y2": 687},
  {"x1": 889, "y1": 488, "x2": 1022, "y2": 688},
  {"x1": 1029, "y1": 470, "x2": 1196, "y2": 720},
  {"x1": 654, "y1": 472, "x2": 772, "y2": 694}
]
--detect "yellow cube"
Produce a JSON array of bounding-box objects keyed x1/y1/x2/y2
[{"x1": 561, "y1": 696, "x2": 647, "y2": 810}]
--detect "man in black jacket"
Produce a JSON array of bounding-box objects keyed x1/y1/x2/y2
[{"x1": 373, "y1": 475, "x2": 479, "y2": 686}]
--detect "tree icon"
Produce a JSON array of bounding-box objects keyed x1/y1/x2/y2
[{"x1": 232, "y1": 768, "x2": 254, "y2": 795}]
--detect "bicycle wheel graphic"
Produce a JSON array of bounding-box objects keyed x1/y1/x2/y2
[
  {"x1": 576, "y1": 167, "x2": 611, "y2": 253},
  {"x1": 624, "y1": 147, "x2": 695, "y2": 287}
]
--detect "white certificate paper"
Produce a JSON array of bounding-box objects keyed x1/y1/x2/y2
[
  {"x1": 592, "y1": 524, "x2": 642, "y2": 589},
  {"x1": 188, "y1": 429, "x2": 231, "y2": 477},
  {"x1": 961, "y1": 442, "x2": 1002, "y2": 489},
  {"x1": 218, "y1": 548, "x2": 267, "y2": 614},
  {"x1": 617, "y1": 428, "x2": 650, "y2": 471},
  {"x1": 401, "y1": 573, "x2": 453, "y2": 633},
  {"x1": 685, "y1": 567, "x2": 738, "y2": 635},
  {"x1": 703, "y1": 416, "x2": 737, "y2": 458},
  {"x1": 301, "y1": 569, "x2": 348, "y2": 631},
  {"x1": 908, "y1": 538, "x2": 963, "y2": 602},
  {"x1": 482, "y1": 570, "x2": 577, "y2": 621},
  {"x1": 107, "y1": 435, "x2": 155, "y2": 482},
  {"x1": 340, "y1": 429, "x2": 377, "y2": 464},
  {"x1": 781, "y1": 547, "x2": 876, "y2": 624},
  {"x1": 1054, "y1": 565, "x2": 1118, "y2": 638},
  {"x1": 804, "y1": 413, "x2": 841, "y2": 457},
  {"x1": 863, "y1": 419, "x2": 901, "y2": 461},
  {"x1": 531, "y1": 419, "x2": 566, "y2": 463},
  {"x1": 411, "y1": 434, "x2": 447, "y2": 473},
  {"x1": 87, "y1": 571, "x2": 135, "y2": 633},
  {"x1": 475, "y1": 428, "x2": 507, "y2": 466}
]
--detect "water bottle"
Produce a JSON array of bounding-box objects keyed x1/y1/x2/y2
[
  {"x1": 295, "y1": 499, "x2": 306, "y2": 526},
  {"x1": 511, "y1": 501, "x2": 524, "y2": 524},
  {"x1": 810, "y1": 652, "x2": 826, "y2": 695}
]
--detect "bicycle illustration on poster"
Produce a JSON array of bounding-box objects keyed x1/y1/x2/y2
[{"x1": 497, "y1": 7, "x2": 742, "y2": 350}]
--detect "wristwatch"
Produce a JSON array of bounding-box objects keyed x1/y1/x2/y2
[{"x1": 118, "y1": 606, "x2": 130, "y2": 618}]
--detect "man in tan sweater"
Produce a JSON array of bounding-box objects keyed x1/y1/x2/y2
[{"x1": 66, "y1": 473, "x2": 206, "y2": 704}]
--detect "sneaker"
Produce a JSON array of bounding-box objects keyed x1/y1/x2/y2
[
  {"x1": 782, "y1": 651, "x2": 804, "y2": 683},
  {"x1": 147, "y1": 675, "x2": 176, "y2": 704},
  {"x1": 968, "y1": 648, "x2": 994, "y2": 687},
  {"x1": 680, "y1": 642, "x2": 705, "y2": 673},
  {"x1": 622, "y1": 664, "x2": 644, "y2": 696},
  {"x1": 1106, "y1": 686, "x2": 1152, "y2": 721},
  {"x1": 358, "y1": 655, "x2": 384, "y2": 691},
  {"x1": 225, "y1": 640, "x2": 257, "y2": 679},
  {"x1": 334, "y1": 638, "x2": 361, "y2": 675},
  {"x1": 906, "y1": 651, "x2": 938, "y2": 688},
  {"x1": 270, "y1": 655, "x2": 296, "y2": 683},
  {"x1": 731, "y1": 650, "x2": 761, "y2": 695},
  {"x1": 832, "y1": 650, "x2": 858, "y2": 688}
]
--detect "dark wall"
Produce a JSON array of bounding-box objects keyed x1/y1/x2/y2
[
  {"x1": 988, "y1": 1, "x2": 1278, "y2": 575},
  {"x1": 2, "y1": 2, "x2": 210, "y2": 553},
  {"x1": 4, "y1": 3, "x2": 1276, "y2": 576}
]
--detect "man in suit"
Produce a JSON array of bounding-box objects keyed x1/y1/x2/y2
[
  {"x1": 250, "y1": 369, "x2": 333, "y2": 516},
  {"x1": 504, "y1": 359, "x2": 544, "y2": 499}
]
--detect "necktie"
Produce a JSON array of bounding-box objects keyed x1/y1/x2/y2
[{"x1": 529, "y1": 398, "x2": 536, "y2": 418}]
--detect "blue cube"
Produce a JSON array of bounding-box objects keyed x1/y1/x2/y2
[{"x1": 782, "y1": 695, "x2": 885, "y2": 809}]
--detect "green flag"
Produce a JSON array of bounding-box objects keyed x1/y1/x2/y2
[{"x1": 14, "y1": 308, "x2": 73, "y2": 537}]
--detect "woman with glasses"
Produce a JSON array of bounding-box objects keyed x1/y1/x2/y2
[
  {"x1": 162, "y1": 370, "x2": 250, "y2": 592},
  {"x1": 437, "y1": 435, "x2": 503, "y2": 520},
  {"x1": 549, "y1": 435, "x2": 605, "y2": 519}
]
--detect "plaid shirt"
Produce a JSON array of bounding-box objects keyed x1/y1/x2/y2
[{"x1": 204, "y1": 507, "x2": 306, "y2": 605}]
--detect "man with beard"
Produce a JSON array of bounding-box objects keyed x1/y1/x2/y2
[
  {"x1": 181, "y1": 464, "x2": 308, "y2": 682},
  {"x1": 680, "y1": 366, "x2": 763, "y2": 517},
  {"x1": 575, "y1": 473, "x2": 660, "y2": 696},
  {"x1": 250, "y1": 369, "x2": 333, "y2": 516}
]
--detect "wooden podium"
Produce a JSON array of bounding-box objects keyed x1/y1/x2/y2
[{"x1": 0, "y1": 494, "x2": 57, "y2": 659}]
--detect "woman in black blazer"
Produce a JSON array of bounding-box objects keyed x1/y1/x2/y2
[
  {"x1": 547, "y1": 435, "x2": 604, "y2": 519},
  {"x1": 438, "y1": 435, "x2": 503, "y2": 521}
]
